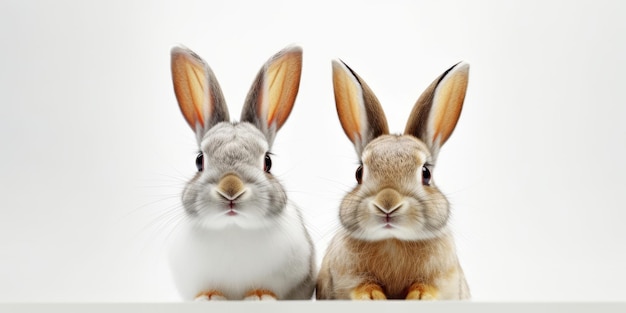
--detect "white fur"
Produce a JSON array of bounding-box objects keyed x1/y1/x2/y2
[{"x1": 168, "y1": 202, "x2": 311, "y2": 300}]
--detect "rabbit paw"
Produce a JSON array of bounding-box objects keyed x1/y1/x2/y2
[
  {"x1": 243, "y1": 289, "x2": 278, "y2": 301},
  {"x1": 195, "y1": 290, "x2": 227, "y2": 301},
  {"x1": 350, "y1": 283, "x2": 387, "y2": 300},
  {"x1": 406, "y1": 283, "x2": 438, "y2": 300}
]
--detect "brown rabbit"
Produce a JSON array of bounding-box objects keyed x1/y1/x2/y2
[{"x1": 316, "y1": 60, "x2": 470, "y2": 300}]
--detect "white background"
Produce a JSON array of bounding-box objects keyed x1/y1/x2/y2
[{"x1": 1, "y1": 0, "x2": 625, "y2": 302}]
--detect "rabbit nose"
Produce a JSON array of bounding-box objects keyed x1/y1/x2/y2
[
  {"x1": 217, "y1": 173, "x2": 246, "y2": 200},
  {"x1": 373, "y1": 188, "x2": 403, "y2": 213}
]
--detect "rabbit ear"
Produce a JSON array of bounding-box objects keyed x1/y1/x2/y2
[
  {"x1": 240, "y1": 46, "x2": 302, "y2": 147},
  {"x1": 404, "y1": 62, "x2": 469, "y2": 160},
  {"x1": 171, "y1": 46, "x2": 230, "y2": 144},
  {"x1": 332, "y1": 60, "x2": 389, "y2": 156}
]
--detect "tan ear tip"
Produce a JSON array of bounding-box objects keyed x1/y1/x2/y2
[
  {"x1": 171, "y1": 45, "x2": 205, "y2": 65},
  {"x1": 331, "y1": 59, "x2": 343, "y2": 72},
  {"x1": 277, "y1": 45, "x2": 303, "y2": 63},
  {"x1": 332, "y1": 59, "x2": 355, "y2": 76},
  {"x1": 452, "y1": 61, "x2": 470, "y2": 75},
  {"x1": 282, "y1": 44, "x2": 303, "y2": 54},
  {"x1": 171, "y1": 45, "x2": 193, "y2": 57},
  {"x1": 170, "y1": 45, "x2": 184, "y2": 55}
]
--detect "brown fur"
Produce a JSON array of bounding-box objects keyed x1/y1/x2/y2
[
  {"x1": 318, "y1": 60, "x2": 471, "y2": 300},
  {"x1": 317, "y1": 230, "x2": 464, "y2": 299},
  {"x1": 351, "y1": 283, "x2": 386, "y2": 300},
  {"x1": 406, "y1": 282, "x2": 438, "y2": 300}
]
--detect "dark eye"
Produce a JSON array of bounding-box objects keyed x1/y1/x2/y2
[
  {"x1": 195, "y1": 152, "x2": 204, "y2": 172},
  {"x1": 355, "y1": 165, "x2": 363, "y2": 184},
  {"x1": 264, "y1": 154, "x2": 272, "y2": 173},
  {"x1": 422, "y1": 166, "x2": 431, "y2": 185}
]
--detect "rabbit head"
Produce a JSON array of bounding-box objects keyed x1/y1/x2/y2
[
  {"x1": 170, "y1": 46, "x2": 302, "y2": 230},
  {"x1": 332, "y1": 60, "x2": 469, "y2": 241}
]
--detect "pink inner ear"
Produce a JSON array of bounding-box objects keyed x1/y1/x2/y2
[
  {"x1": 431, "y1": 74, "x2": 467, "y2": 146},
  {"x1": 187, "y1": 63, "x2": 207, "y2": 128},
  {"x1": 265, "y1": 74, "x2": 287, "y2": 128},
  {"x1": 172, "y1": 51, "x2": 210, "y2": 130},
  {"x1": 264, "y1": 50, "x2": 301, "y2": 131},
  {"x1": 333, "y1": 63, "x2": 363, "y2": 144}
]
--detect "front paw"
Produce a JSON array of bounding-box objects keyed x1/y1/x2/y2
[
  {"x1": 406, "y1": 283, "x2": 438, "y2": 300},
  {"x1": 244, "y1": 289, "x2": 278, "y2": 301},
  {"x1": 195, "y1": 290, "x2": 227, "y2": 301},
  {"x1": 350, "y1": 283, "x2": 387, "y2": 300}
]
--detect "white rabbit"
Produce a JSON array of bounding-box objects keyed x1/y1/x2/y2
[
  {"x1": 316, "y1": 60, "x2": 470, "y2": 300},
  {"x1": 168, "y1": 45, "x2": 315, "y2": 300}
]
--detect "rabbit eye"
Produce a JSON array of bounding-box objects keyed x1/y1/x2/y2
[
  {"x1": 195, "y1": 152, "x2": 204, "y2": 172},
  {"x1": 264, "y1": 154, "x2": 272, "y2": 173},
  {"x1": 422, "y1": 166, "x2": 431, "y2": 185},
  {"x1": 355, "y1": 165, "x2": 363, "y2": 184}
]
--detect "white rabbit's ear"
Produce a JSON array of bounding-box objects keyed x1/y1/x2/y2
[
  {"x1": 332, "y1": 60, "x2": 389, "y2": 156},
  {"x1": 404, "y1": 62, "x2": 469, "y2": 160},
  {"x1": 241, "y1": 46, "x2": 302, "y2": 147},
  {"x1": 171, "y1": 46, "x2": 230, "y2": 144}
]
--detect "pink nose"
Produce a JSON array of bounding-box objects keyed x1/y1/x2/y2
[
  {"x1": 373, "y1": 188, "x2": 403, "y2": 214},
  {"x1": 217, "y1": 173, "x2": 245, "y2": 200}
]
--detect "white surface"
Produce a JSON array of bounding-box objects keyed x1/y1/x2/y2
[
  {"x1": 1, "y1": 0, "x2": 625, "y2": 301},
  {"x1": 2, "y1": 303, "x2": 626, "y2": 313}
]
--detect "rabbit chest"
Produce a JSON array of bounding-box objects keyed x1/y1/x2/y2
[
  {"x1": 346, "y1": 236, "x2": 458, "y2": 299},
  {"x1": 168, "y1": 210, "x2": 312, "y2": 300}
]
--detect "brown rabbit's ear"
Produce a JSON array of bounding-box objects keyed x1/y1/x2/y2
[
  {"x1": 332, "y1": 60, "x2": 389, "y2": 156},
  {"x1": 241, "y1": 46, "x2": 302, "y2": 147},
  {"x1": 171, "y1": 46, "x2": 230, "y2": 144},
  {"x1": 404, "y1": 62, "x2": 469, "y2": 160}
]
